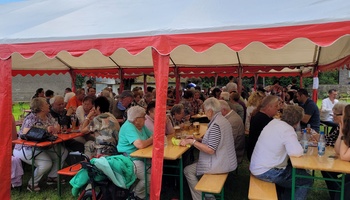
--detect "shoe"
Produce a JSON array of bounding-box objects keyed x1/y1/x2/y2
[
  {"x1": 46, "y1": 177, "x2": 66, "y2": 185},
  {"x1": 27, "y1": 184, "x2": 40, "y2": 192}
]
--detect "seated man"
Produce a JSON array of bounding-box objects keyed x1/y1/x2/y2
[
  {"x1": 111, "y1": 90, "x2": 134, "y2": 124},
  {"x1": 180, "y1": 97, "x2": 237, "y2": 200},
  {"x1": 250, "y1": 105, "x2": 313, "y2": 200},
  {"x1": 320, "y1": 89, "x2": 339, "y2": 133},
  {"x1": 296, "y1": 88, "x2": 320, "y2": 133},
  {"x1": 66, "y1": 88, "x2": 85, "y2": 112},
  {"x1": 219, "y1": 100, "x2": 245, "y2": 164},
  {"x1": 117, "y1": 106, "x2": 153, "y2": 200}
]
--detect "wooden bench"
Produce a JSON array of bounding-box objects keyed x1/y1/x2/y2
[
  {"x1": 195, "y1": 173, "x2": 228, "y2": 200},
  {"x1": 248, "y1": 174, "x2": 278, "y2": 200},
  {"x1": 58, "y1": 163, "x2": 82, "y2": 176}
]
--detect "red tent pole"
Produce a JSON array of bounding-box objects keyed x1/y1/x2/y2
[
  {"x1": 119, "y1": 68, "x2": 124, "y2": 91},
  {"x1": 150, "y1": 49, "x2": 169, "y2": 200},
  {"x1": 0, "y1": 59, "x2": 12, "y2": 200},
  {"x1": 238, "y1": 65, "x2": 243, "y2": 94},
  {"x1": 254, "y1": 73, "x2": 258, "y2": 90},
  {"x1": 312, "y1": 66, "x2": 319, "y2": 102},
  {"x1": 143, "y1": 74, "x2": 148, "y2": 92},
  {"x1": 69, "y1": 70, "x2": 77, "y2": 92},
  {"x1": 299, "y1": 75, "x2": 303, "y2": 88},
  {"x1": 175, "y1": 67, "x2": 181, "y2": 103}
]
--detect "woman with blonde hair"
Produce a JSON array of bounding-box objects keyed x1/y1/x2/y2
[{"x1": 245, "y1": 91, "x2": 266, "y2": 132}]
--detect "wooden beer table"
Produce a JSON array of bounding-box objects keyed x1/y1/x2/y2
[
  {"x1": 290, "y1": 146, "x2": 350, "y2": 200},
  {"x1": 12, "y1": 131, "x2": 84, "y2": 195},
  {"x1": 130, "y1": 123, "x2": 207, "y2": 200}
]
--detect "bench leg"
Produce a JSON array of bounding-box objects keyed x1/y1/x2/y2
[{"x1": 200, "y1": 188, "x2": 225, "y2": 200}]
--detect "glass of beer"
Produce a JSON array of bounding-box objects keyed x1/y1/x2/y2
[
  {"x1": 193, "y1": 122, "x2": 200, "y2": 133},
  {"x1": 174, "y1": 126, "x2": 181, "y2": 139},
  {"x1": 184, "y1": 121, "x2": 191, "y2": 131},
  {"x1": 71, "y1": 115, "x2": 77, "y2": 130}
]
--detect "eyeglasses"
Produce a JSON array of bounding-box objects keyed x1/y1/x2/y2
[{"x1": 333, "y1": 113, "x2": 342, "y2": 116}]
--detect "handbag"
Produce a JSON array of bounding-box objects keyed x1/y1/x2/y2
[{"x1": 20, "y1": 126, "x2": 57, "y2": 142}]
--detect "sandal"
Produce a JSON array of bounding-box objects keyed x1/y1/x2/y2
[
  {"x1": 27, "y1": 184, "x2": 40, "y2": 192},
  {"x1": 46, "y1": 177, "x2": 66, "y2": 185}
]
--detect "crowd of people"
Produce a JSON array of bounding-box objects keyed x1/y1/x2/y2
[{"x1": 11, "y1": 77, "x2": 350, "y2": 200}]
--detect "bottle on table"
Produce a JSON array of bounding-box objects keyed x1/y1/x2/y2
[
  {"x1": 301, "y1": 129, "x2": 309, "y2": 154},
  {"x1": 318, "y1": 131, "x2": 326, "y2": 157}
]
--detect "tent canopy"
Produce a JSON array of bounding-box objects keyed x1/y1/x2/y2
[{"x1": 1, "y1": 0, "x2": 350, "y2": 199}]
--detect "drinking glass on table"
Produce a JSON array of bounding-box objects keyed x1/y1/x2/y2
[
  {"x1": 174, "y1": 126, "x2": 181, "y2": 139},
  {"x1": 71, "y1": 115, "x2": 77, "y2": 130}
]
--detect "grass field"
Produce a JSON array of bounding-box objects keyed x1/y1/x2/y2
[{"x1": 10, "y1": 101, "x2": 332, "y2": 199}]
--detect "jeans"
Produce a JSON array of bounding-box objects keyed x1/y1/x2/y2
[{"x1": 255, "y1": 164, "x2": 313, "y2": 200}]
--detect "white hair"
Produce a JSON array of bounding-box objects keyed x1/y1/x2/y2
[
  {"x1": 127, "y1": 106, "x2": 146, "y2": 122},
  {"x1": 203, "y1": 97, "x2": 221, "y2": 114}
]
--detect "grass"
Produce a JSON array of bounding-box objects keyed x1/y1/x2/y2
[{"x1": 10, "y1": 101, "x2": 331, "y2": 199}]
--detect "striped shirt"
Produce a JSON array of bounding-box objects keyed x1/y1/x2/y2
[{"x1": 202, "y1": 123, "x2": 221, "y2": 151}]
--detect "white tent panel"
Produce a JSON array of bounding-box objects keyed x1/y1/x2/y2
[
  {"x1": 318, "y1": 36, "x2": 350, "y2": 66},
  {"x1": 12, "y1": 52, "x2": 67, "y2": 70}
]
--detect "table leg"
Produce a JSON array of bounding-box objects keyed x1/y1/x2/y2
[
  {"x1": 340, "y1": 173, "x2": 345, "y2": 200},
  {"x1": 31, "y1": 146, "x2": 35, "y2": 189},
  {"x1": 291, "y1": 167, "x2": 296, "y2": 200},
  {"x1": 57, "y1": 144, "x2": 62, "y2": 197},
  {"x1": 179, "y1": 157, "x2": 183, "y2": 200},
  {"x1": 144, "y1": 158, "x2": 148, "y2": 200}
]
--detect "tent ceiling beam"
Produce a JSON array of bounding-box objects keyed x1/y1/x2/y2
[
  {"x1": 55, "y1": 56, "x2": 72, "y2": 70},
  {"x1": 108, "y1": 57, "x2": 121, "y2": 69}
]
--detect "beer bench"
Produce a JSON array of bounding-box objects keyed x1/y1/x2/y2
[
  {"x1": 248, "y1": 174, "x2": 278, "y2": 200},
  {"x1": 195, "y1": 173, "x2": 228, "y2": 200}
]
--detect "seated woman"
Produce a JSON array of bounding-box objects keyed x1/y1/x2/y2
[
  {"x1": 81, "y1": 96, "x2": 120, "y2": 158},
  {"x1": 322, "y1": 103, "x2": 350, "y2": 200},
  {"x1": 168, "y1": 104, "x2": 190, "y2": 129},
  {"x1": 144, "y1": 101, "x2": 174, "y2": 135},
  {"x1": 250, "y1": 105, "x2": 313, "y2": 200},
  {"x1": 325, "y1": 102, "x2": 348, "y2": 147},
  {"x1": 13, "y1": 97, "x2": 68, "y2": 192},
  {"x1": 117, "y1": 106, "x2": 153, "y2": 200},
  {"x1": 180, "y1": 97, "x2": 237, "y2": 200}
]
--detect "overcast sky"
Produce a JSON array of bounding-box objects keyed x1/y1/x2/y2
[{"x1": 0, "y1": 0, "x2": 23, "y2": 4}]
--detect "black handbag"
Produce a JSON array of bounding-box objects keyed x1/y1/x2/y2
[{"x1": 20, "y1": 126, "x2": 57, "y2": 142}]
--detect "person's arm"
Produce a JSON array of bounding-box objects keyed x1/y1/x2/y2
[
  {"x1": 180, "y1": 138, "x2": 215, "y2": 154},
  {"x1": 133, "y1": 137, "x2": 153, "y2": 149},
  {"x1": 284, "y1": 129, "x2": 303, "y2": 157},
  {"x1": 301, "y1": 114, "x2": 311, "y2": 124},
  {"x1": 339, "y1": 140, "x2": 350, "y2": 161}
]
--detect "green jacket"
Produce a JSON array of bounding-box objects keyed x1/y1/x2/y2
[{"x1": 69, "y1": 155, "x2": 136, "y2": 197}]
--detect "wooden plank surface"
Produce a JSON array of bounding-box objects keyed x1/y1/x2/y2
[
  {"x1": 195, "y1": 173, "x2": 228, "y2": 194},
  {"x1": 248, "y1": 175, "x2": 277, "y2": 200},
  {"x1": 290, "y1": 146, "x2": 350, "y2": 174}
]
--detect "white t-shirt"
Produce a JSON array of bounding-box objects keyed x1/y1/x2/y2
[
  {"x1": 75, "y1": 105, "x2": 87, "y2": 124},
  {"x1": 64, "y1": 92, "x2": 75, "y2": 103},
  {"x1": 320, "y1": 98, "x2": 338, "y2": 121},
  {"x1": 250, "y1": 119, "x2": 303, "y2": 175}
]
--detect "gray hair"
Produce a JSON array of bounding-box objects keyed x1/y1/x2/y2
[
  {"x1": 218, "y1": 100, "x2": 231, "y2": 111},
  {"x1": 203, "y1": 97, "x2": 221, "y2": 114},
  {"x1": 30, "y1": 97, "x2": 47, "y2": 113},
  {"x1": 220, "y1": 92, "x2": 230, "y2": 101},
  {"x1": 49, "y1": 95, "x2": 64, "y2": 105},
  {"x1": 333, "y1": 102, "x2": 348, "y2": 115},
  {"x1": 281, "y1": 105, "x2": 304, "y2": 126},
  {"x1": 127, "y1": 106, "x2": 146, "y2": 122},
  {"x1": 171, "y1": 104, "x2": 184, "y2": 116}
]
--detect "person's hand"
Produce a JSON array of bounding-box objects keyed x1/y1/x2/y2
[
  {"x1": 87, "y1": 108, "x2": 96, "y2": 120},
  {"x1": 66, "y1": 107, "x2": 75, "y2": 116},
  {"x1": 47, "y1": 125, "x2": 55, "y2": 134},
  {"x1": 185, "y1": 135, "x2": 194, "y2": 139},
  {"x1": 180, "y1": 139, "x2": 191, "y2": 147}
]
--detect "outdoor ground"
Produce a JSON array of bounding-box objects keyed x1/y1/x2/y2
[{"x1": 11, "y1": 102, "x2": 331, "y2": 200}]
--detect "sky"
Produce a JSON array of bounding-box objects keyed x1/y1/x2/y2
[{"x1": 0, "y1": 0, "x2": 23, "y2": 4}]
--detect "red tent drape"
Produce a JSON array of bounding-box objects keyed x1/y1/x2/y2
[
  {"x1": 150, "y1": 49, "x2": 169, "y2": 200},
  {"x1": 0, "y1": 59, "x2": 12, "y2": 200}
]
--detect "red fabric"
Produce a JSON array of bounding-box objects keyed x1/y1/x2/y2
[
  {"x1": 312, "y1": 67, "x2": 319, "y2": 102},
  {"x1": 0, "y1": 59, "x2": 12, "y2": 200},
  {"x1": 1, "y1": 21, "x2": 350, "y2": 59},
  {"x1": 150, "y1": 49, "x2": 169, "y2": 200}
]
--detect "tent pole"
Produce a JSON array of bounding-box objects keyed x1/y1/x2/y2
[
  {"x1": 214, "y1": 73, "x2": 218, "y2": 87},
  {"x1": 175, "y1": 67, "x2": 181, "y2": 103},
  {"x1": 151, "y1": 49, "x2": 169, "y2": 200},
  {"x1": 143, "y1": 74, "x2": 147, "y2": 92},
  {"x1": 312, "y1": 65, "x2": 319, "y2": 102},
  {"x1": 69, "y1": 70, "x2": 77, "y2": 92},
  {"x1": 254, "y1": 73, "x2": 258, "y2": 90},
  {"x1": 0, "y1": 58, "x2": 12, "y2": 200},
  {"x1": 238, "y1": 65, "x2": 243, "y2": 94},
  {"x1": 119, "y1": 68, "x2": 124, "y2": 91}
]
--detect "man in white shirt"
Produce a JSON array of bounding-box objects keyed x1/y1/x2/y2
[
  {"x1": 64, "y1": 88, "x2": 75, "y2": 107},
  {"x1": 320, "y1": 89, "x2": 339, "y2": 133}
]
